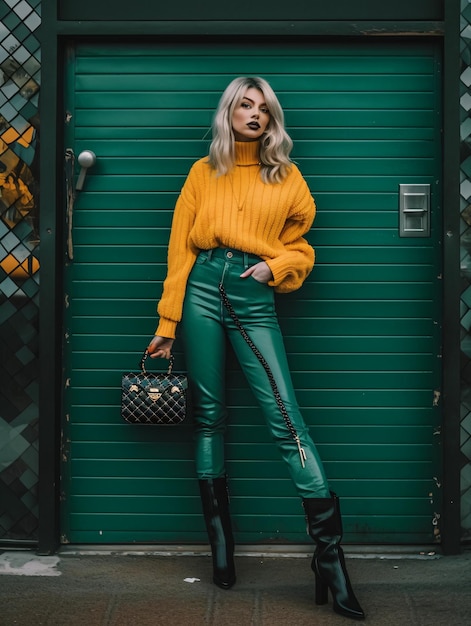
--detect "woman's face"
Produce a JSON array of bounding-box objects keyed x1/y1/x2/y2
[{"x1": 231, "y1": 87, "x2": 270, "y2": 142}]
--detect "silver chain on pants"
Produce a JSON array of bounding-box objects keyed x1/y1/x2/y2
[{"x1": 218, "y1": 282, "x2": 307, "y2": 468}]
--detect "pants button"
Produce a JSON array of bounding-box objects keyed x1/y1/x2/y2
[{"x1": 226, "y1": 251, "x2": 233, "y2": 258}]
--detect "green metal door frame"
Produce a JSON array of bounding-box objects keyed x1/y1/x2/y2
[{"x1": 37, "y1": 0, "x2": 461, "y2": 555}]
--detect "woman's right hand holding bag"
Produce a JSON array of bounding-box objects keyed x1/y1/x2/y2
[{"x1": 147, "y1": 335, "x2": 174, "y2": 360}]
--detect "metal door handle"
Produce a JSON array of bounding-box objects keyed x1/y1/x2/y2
[
  {"x1": 64, "y1": 149, "x2": 97, "y2": 260},
  {"x1": 76, "y1": 150, "x2": 96, "y2": 191}
]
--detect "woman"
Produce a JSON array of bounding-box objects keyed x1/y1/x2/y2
[{"x1": 147, "y1": 77, "x2": 365, "y2": 620}]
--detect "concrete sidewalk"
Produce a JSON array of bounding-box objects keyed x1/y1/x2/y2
[{"x1": 1, "y1": 547, "x2": 470, "y2": 625}]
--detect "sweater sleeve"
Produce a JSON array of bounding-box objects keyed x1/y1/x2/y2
[
  {"x1": 265, "y1": 167, "x2": 316, "y2": 293},
  {"x1": 155, "y1": 164, "x2": 200, "y2": 338}
]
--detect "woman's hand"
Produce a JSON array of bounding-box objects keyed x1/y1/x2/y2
[
  {"x1": 147, "y1": 335, "x2": 174, "y2": 359},
  {"x1": 240, "y1": 261, "x2": 273, "y2": 284}
]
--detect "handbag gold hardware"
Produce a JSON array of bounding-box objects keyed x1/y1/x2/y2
[{"x1": 148, "y1": 389, "x2": 162, "y2": 402}]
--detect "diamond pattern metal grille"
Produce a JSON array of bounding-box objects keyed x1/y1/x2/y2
[
  {"x1": 0, "y1": 0, "x2": 40, "y2": 542},
  {"x1": 461, "y1": 0, "x2": 471, "y2": 542}
]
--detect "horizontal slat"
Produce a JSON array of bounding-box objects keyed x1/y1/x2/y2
[
  {"x1": 67, "y1": 333, "x2": 435, "y2": 354},
  {"x1": 72, "y1": 226, "x2": 435, "y2": 248},
  {"x1": 69, "y1": 316, "x2": 435, "y2": 335},
  {"x1": 71, "y1": 157, "x2": 435, "y2": 179},
  {"x1": 70, "y1": 476, "x2": 432, "y2": 498},
  {"x1": 66, "y1": 495, "x2": 433, "y2": 518},
  {"x1": 68, "y1": 301, "x2": 437, "y2": 320},
  {"x1": 69, "y1": 261, "x2": 437, "y2": 282},
  {"x1": 76, "y1": 54, "x2": 435, "y2": 75},
  {"x1": 75, "y1": 125, "x2": 436, "y2": 141},
  {"x1": 75, "y1": 92, "x2": 435, "y2": 110},
  {"x1": 75, "y1": 109, "x2": 435, "y2": 129},
  {"x1": 70, "y1": 352, "x2": 435, "y2": 372},
  {"x1": 76, "y1": 74, "x2": 436, "y2": 93},
  {"x1": 69, "y1": 424, "x2": 433, "y2": 445},
  {"x1": 69, "y1": 279, "x2": 436, "y2": 300},
  {"x1": 73, "y1": 193, "x2": 424, "y2": 212},
  {"x1": 69, "y1": 439, "x2": 434, "y2": 461},
  {"x1": 71, "y1": 352, "x2": 437, "y2": 373},
  {"x1": 67, "y1": 387, "x2": 434, "y2": 408},
  {"x1": 66, "y1": 511, "x2": 433, "y2": 536},
  {"x1": 71, "y1": 458, "x2": 437, "y2": 481},
  {"x1": 70, "y1": 405, "x2": 437, "y2": 427},
  {"x1": 72, "y1": 174, "x2": 436, "y2": 194},
  {"x1": 71, "y1": 243, "x2": 438, "y2": 264}
]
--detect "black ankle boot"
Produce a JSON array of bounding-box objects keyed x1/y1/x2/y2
[
  {"x1": 303, "y1": 493, "x2": 365, "y2": 620},
  {"x1": 198, "y1": 476, "x2": 236, "y2": 589}
]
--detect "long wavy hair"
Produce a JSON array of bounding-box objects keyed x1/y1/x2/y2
[{"x1": 207, "y1": 77, "x2": 293, "y2": 184}]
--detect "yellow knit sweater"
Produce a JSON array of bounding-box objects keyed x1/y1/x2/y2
[{"x1": 156, "y1": 141, "x2": 316, "y2": 338}]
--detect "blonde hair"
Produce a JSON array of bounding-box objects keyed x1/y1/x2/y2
[{"x1": 208, "y1": 77, "x2": 293, "y2": 184}]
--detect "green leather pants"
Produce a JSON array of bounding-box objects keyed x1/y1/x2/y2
[{"x1": 181, "y1": 248, "x2": 330, "y2": 499}]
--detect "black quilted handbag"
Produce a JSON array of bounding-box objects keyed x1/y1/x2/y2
[{"x1": 121, "y1": 351, "x2": 187, "y2": 425}]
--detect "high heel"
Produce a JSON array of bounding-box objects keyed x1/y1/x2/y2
[
  {"x1": 198, "y1": 476, "x2": 236, "y2": 590},
  {"x1": 303, "y1": 493, "x2": 365, "y2": 620}
]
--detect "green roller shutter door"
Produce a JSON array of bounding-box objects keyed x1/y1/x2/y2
[{"x1": 62, "y1": 40, "x2": 442, "y2": 545}]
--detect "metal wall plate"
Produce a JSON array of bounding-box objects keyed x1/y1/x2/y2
[{"x1": 399, "y1": 184, "x2": 431, "y2": 237}]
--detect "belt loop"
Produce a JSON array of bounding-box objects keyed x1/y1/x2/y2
[
  {"x1": 243, "y1": 252, "x2": 249, "y2": 269},
  {"x1": 207, "y1": 249, "x2": 213, "y2": 261}
]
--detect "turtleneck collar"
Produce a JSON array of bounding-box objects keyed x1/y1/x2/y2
[{"x1": 234, "y1": 141, "x2": 261, "y2": 166}]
